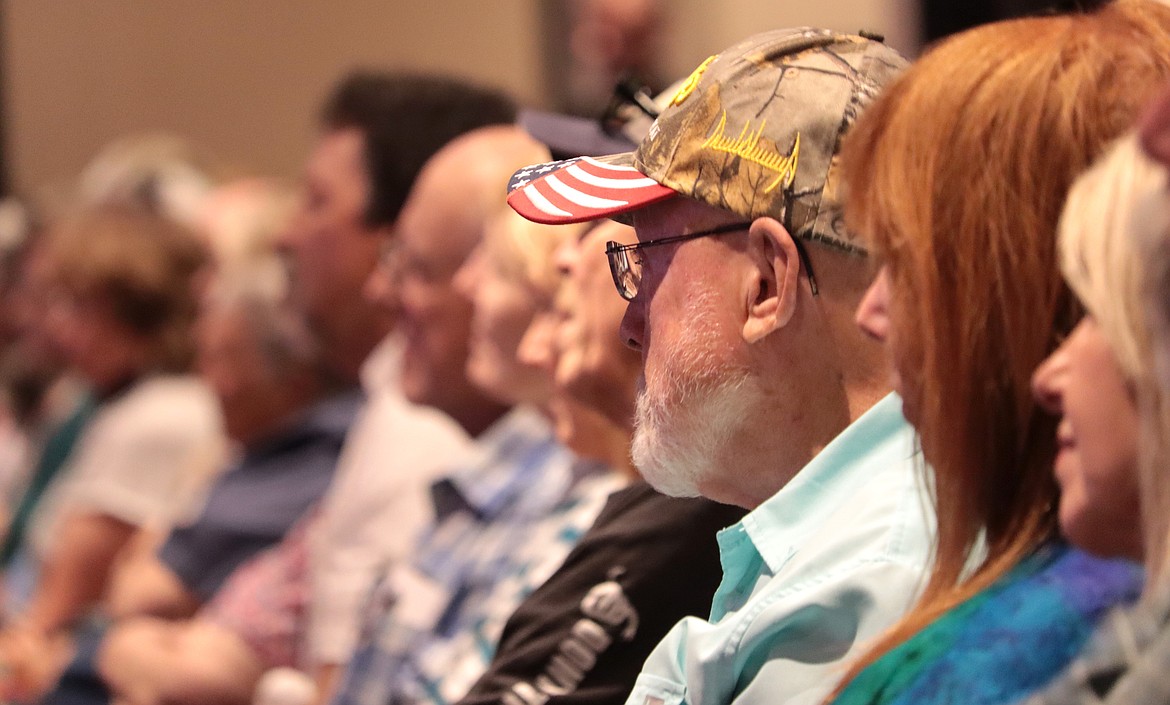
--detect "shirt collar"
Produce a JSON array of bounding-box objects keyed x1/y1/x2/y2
[
  {"x1": 239, "y1": 387, "x2": 365, "y2": 463},
  {"x1": 434, "y1": 405, "x2": 568, "y2": 521},
  {"x1": 359, "y1": 334, "x2": 404, "y2": 395},
  {"x1": 296, "y1": 387, "x2": 366, "y2": 437},
  {"x1": 739, "y1": 393, "x2": 917, "y2": 574}
]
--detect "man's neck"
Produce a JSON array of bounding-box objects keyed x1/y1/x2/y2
[
  {"x1": 321, "y1": 316, "x2": 391, "y2": 388},
  {"x1": 718, "y1": 348, "x2": 883, "y2": 510}
]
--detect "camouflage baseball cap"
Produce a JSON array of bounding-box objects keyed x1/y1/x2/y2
[{"x1": 506, "y1": 27, "x2": 907, "y2": 253}]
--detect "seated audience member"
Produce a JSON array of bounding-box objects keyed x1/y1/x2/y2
[
  {"x1": 821, "y1": 4, "x2": 1170, "y2": 704},
  {"x1": 33, "y1": 172, "x2": 337, "y2": 705},
  {"x1": 101, "y1": 179, "x2": 342, "y2": 621},
  {"x1": 195, "y1": 177, "x2": 295, "y2": 301},
  {"x1": 88, "y1": 75, "x2": 520, "y2": 705},
  {"x1": 508, "y1": 29, "x2": 933, "y2": 705},
  {"x1": 540, "y1": 223, "x2": 640, "y2": 430},
  {"x1": 0, "y1": 216, "x2": 94, "y2": 601},
  {"x1": 1031, "y1": 134, "x2": 1155, "y2": 571},
  {"x1": 75, "y1": 133, "x2": 215, "y2": 231},
  {"x1": 287, "y1": 73, "x2": 517, "y2": 700},
  {"x1": 92, "y1": 281, "x2": 352, "y2": 704},
  {"x1": 0, "y1": 200, "x2": 45, "y2": 513},
  {"x1": 106, "y1": 277, "x2": 353, "y2": 620},
  {"x1": 0, "y1": 206, "x2": 223, "y2": 700},
  {"x1": 0, "y1": 139, "x2": 219, "y2": 613},
  {"x1": 453, "y1": 208, "x2": 598, "y2": 454},
  {"x1": 1021, "y1": 115, "x2": 1170, "y2": 705},
  {"x1": 430, "y1": 203, "x2": 638, "y2": 696},
  {"x1": 331, "y1": 126, "x2": 616, "y2": 705},
  {"x1": 457, "y1": 214, "x2": 745, "y2": 705}
]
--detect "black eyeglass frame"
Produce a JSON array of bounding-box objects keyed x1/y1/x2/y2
[{"x1": 605, "y1": 222, "x2": 820, "y2": 301}]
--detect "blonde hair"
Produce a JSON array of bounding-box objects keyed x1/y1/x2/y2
[
  {"x1": 199, "y1": 178, "x2": 296, "y2": 305},
  {"x1": 1060, "y1": 134, "x2": 1162, "y2": 383},
  {"x1": 1129, "y1": 143, "x2": 1170, "y2": 589},
  {"x1": 1063, "y1": 133, "x2": 1170, "y2": 590},
  {"x1": 833, "y1": 0, "x2": 1170, "y2": 691}
]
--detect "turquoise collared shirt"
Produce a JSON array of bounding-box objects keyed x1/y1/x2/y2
[{"x1": 624, "y1": 394, "x2": 934, "y2": 705}]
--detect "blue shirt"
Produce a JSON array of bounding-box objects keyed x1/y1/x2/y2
[
  {"x1": 334, "y1": 406, "x2": 621, "y2": 705},
  {"x1": 625, "y1": 394, "x2": 934, "y2": 705},
  {"x1": 160, "y1": 389, "x2": 362, "y2": 600}
]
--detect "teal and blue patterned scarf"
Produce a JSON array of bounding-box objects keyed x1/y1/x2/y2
[{"x1": 830, "y1": 543, "x2": 1142, "y2": 705}]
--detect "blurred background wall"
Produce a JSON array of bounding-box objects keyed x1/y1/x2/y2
[{"x1": 0, "y1": 0, "x2": 924, "y2": 199}]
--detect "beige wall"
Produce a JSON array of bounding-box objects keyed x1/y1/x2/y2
[
  {"x1": 3, "y1": 1, "x2": 545, "y2": 196},
  {"x1": 664, "y1": 0, "x2": 919, "y2": 89},
  {"x1": 2, "y1": 1, "x2": 917, "y2": 197}
]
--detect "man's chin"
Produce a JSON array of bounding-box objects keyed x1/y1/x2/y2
[
  {"x1": 630, "y1": 428, "x2": 704, "y2": 498},
  {"x1": 637, "y1": 467, "x2": 704, "y2": 499}
]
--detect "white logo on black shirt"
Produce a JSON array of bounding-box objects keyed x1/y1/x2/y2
[{"x1": 504, "y1": 567, "x2": 639, "y2": 705}]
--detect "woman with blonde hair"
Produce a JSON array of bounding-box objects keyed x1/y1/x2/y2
[
  {"x1": 1016, "y1": 133, "x2": 1170, "y2": 705},
  {"x1": 457, "y1": 206, "x2": 581, "y2": 411},
  {"x1": 827, "y1": 2, "x2": 1170, "y2": 703},
  {"x1": 1031, "y1": 134, "x2": 1161, "y2": 566}
]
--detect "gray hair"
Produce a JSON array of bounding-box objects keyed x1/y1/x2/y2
[{"x1": 202, "y1": 272, "x2": 323, "y2": 381}]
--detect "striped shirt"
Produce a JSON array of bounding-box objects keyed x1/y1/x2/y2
[{"x1": 334, "y1": 406, "x2": 621, "y2": 705}]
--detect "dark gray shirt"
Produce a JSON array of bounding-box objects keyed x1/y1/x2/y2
[{"x1": 159, "y1": 389, "x2": 362, "y2": 601}]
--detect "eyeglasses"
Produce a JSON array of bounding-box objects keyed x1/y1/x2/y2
[{"x1": 605, "y1": 222, "x2": 819, "y2": 301}]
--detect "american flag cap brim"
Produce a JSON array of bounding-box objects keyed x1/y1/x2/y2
[{"x1": 506, "y1": 152, "x2": 676, "y2": 225}]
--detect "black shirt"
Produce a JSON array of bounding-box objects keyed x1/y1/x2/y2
[{"x1": 458, "y1": 482, "x2": 745, "y2": 705}]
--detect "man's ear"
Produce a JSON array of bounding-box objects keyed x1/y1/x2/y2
[{"x1": 742, "y1": 218, "x2": 801, "y2": 344}]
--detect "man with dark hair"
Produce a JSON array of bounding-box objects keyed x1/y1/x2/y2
[
  {"x1": 280, "y1": 71, "x2": 516, "y2": 385},
  {"x1": 26, "y1": 71, "x2": 520, "y2": 705},
  {"x1": 320, "y1": 72, "x2": 517, "y2": 229},
  {"x1": 277, "y1": 72, "x2": 521, "y2": 701}
]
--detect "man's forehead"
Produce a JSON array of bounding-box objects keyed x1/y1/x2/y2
[
  {"x1": 398, "y1": 191, "x2": 478, "y2": 270},
  {"x1": 631, "y1": 197, "x2": 739, "y2": 238},
  {"x1": 307, "y1": 129, "x2": 366, "y2": 177},
  {"x1": 586, "y1": 219, "x2": 635, "y2": 244},
  {"x1": 629, "y1": 197, "x2": 682, "y2": 235}
]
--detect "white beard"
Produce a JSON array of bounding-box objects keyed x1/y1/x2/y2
[
  {"x1": 632, "y1": 372, "x2": 752, "y2": 497},
  {"x1": 630, "y1": 287, "x2": 755, "y2": 498}
]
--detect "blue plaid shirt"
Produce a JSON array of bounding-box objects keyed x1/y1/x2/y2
[{"x1": 334, "y1": 406, "x2": 621, "y2": 705}]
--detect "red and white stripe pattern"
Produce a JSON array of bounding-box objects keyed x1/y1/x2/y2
[{"x1": 507, "y1": 156, "x2": 675, "y2": 224}]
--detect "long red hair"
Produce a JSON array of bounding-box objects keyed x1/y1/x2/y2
[{"x1": 831, "y1": 0, "x2": 1170, "y2": 693}]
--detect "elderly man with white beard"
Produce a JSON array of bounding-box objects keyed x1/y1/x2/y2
[{"x1": 506, "y1": 28, "x2": 935, "y2": 705}]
